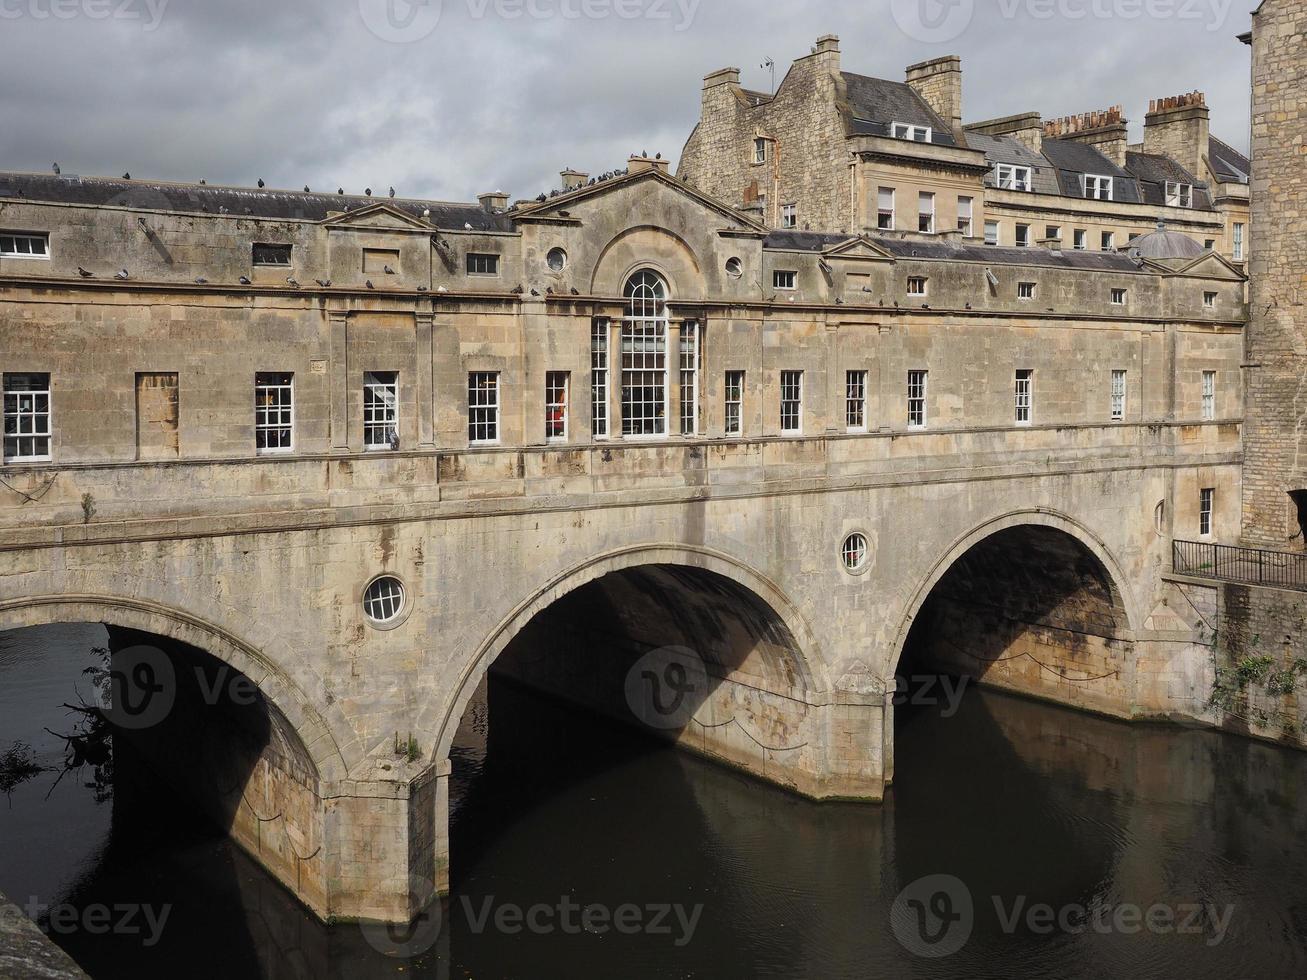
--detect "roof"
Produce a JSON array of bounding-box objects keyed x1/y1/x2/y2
[
  {"x1": 1040, "y1": 139, "x2": 1144, "y2": 204},
  {"x1": 1124, "y1": 152, "x2": 1214, "y2": 210},
  {"x1": 965, "y1": 132, "x2": 1063, "y2": 196},
  {"x1": 1208, "y1": 136, "x2": 1250, "y2": 184},
  {"x1": 0, "y1": 173, "x2": 515, "y2": 232},
  {"x1": 841, "y1": 72, "x2": 958, "y2": 147},
  {"x1": 765, "y1": 230, "x2": 1145, "y2": 270},
  {"x1": 1122, "y1": 226, "x2": 1206, "y2": 259}
]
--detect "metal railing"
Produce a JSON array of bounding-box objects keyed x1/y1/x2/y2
[{"x1": 1173, "y1": 539, "x2": 1307, "y2": 591}]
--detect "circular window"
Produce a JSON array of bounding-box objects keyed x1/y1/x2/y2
[
  {"x1": 546, "y1": 247, "x2": 568, "y2": 272},
  {"x1": 725, "y1": 257, "x2": 743, "y2": 279},
  {"x1": 364, "y1": 576, "x2": 406, "y2": 625},
  {"x1": 842, "y1": 533, "x2": 870, "y2": 574}
]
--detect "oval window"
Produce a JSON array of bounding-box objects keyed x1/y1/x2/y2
[
  {"x1": 547, "y1": 247, "x2": 567, "y2": 272},
  {"x1": 364, "y1": 576, "x2": 406, "y2": 625},
  {"x1": 842, "y1": 533, "x2": 869, "y2": 573},
  {"x1": 725, "y1": 257, "x2": 743, "y2": 279}
]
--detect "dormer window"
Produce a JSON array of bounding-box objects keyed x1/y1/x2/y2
[
  {"x1": 1083, "y1": 175, "x2": 1114, "y2": 200},
  {"x1": 0, "y1": 232, "x2": 49, "y2": 259},
  {"x1": 994, "y1": 165, "x2": 1032, "y2": 192},
  {"x1": 753, "y1": 138, "x2": 769, "y2": 165},
  {"x1": 1165, "y1": 181, "x2": 1193, "y2": 208},
  {"x1": 893, "y1": 123, "x2": 931, "y2": 143}
]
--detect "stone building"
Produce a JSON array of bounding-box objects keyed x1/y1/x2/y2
[{"x1": 678, "y1": 36, "x2": 1250, "y2": 264}]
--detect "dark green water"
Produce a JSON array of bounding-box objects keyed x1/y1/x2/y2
[{"x1": 2, "y1": 623, "x2": 1307, "y2": 978}]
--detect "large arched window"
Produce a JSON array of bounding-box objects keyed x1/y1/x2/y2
[{"x1": 622, "y1": 271, "x2": 669, "y2": 436}]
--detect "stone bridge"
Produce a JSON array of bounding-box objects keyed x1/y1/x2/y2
[{"x1": 0, "y1": 425, "x2": 1235, "y2": 923}]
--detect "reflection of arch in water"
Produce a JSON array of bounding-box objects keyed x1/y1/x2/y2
[
  {"x1": 0, "y1": 595, "x2": 337, "y2": 918},
  {"x1": 892, "y1": 511, "x2": 1138, "y2": 720}
]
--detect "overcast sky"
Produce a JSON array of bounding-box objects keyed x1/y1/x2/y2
[{"x1": 0, "y1": 0, "x2": 1255, "y2": 203}]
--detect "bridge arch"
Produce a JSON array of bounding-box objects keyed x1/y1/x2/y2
[
  {"x1": 0, "y1": 593, "x2": 349, "y2": 782},
  {"x1": 431, "y1": 544, "x2": 831, "y2": 764}
]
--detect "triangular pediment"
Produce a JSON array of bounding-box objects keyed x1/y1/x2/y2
[
  {"x1": 514, "y1": 168, "x2": 766, "y2": 234},
  {"x1": 1141, "y1": 251, "x2": 1246, "y2": 280},
  {"x1": 822, "y1": 237, "x2": 896, "y2": 262},
  {"x1": 320, "y1": 202, "x2": 432, "y2": 230}
]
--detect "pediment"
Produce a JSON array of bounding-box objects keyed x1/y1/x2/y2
[
  {"x1": 822, "y1": 237, "x2": 896, "y2": 263},
  {"x1": 1142, "y1": 251, "x2": 1246, "y2": 280},
  {"x1": 320, "y1": 202, "x2": 431, "y2": 230}
]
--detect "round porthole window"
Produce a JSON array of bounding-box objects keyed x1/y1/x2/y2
[
  {"x1": 547, "y1": 247, "x2": 568, "y2": 272},
  {"x1": 364, "y1": 576, "x2": 406, "y2": 626},
  {"x1": 842, "y1": 533, "x2": 870, "y2": 574},
  {"x1": 725, "y1": 257, "x2": 743, "y2": 279}
]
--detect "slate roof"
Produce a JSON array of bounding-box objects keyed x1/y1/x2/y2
[
  {"x1": 1208, "y1": 136, "x2": 1251, "y2": 184},
  {"x1": 0, "y1": 173, "x2": 515, "y2": 232},
  {"x1": 1040, "y1": 139, "x2": 1144, "y2": 204},
  {"x1": 764, "y1": 230, "x2": 1145, "y2": 270},
  {"x1": 965, "y1": 132, "x2": 1063, "y2": 196},
  {"x1": 841, "y1": 72, "x2": 958, "y2": 147},
  {"x1": 1124, "y1": 152, "x2": 1214, "y2": 210}
]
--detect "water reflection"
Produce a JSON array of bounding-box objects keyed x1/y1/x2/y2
[{"x1": 2, "y1": 626, "x2": 1307, "y2": 978}]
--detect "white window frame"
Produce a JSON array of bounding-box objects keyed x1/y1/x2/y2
[
  {"x1": 957, "y1": 197, "x2": 973, "y2": 237},
  {"x1": 753, "y1": 137, "x2": 768, "y2": 165},
  {"x1": 1233, "y1": 223, "x2": 1245, "y2": 261},
  {"x1": 918, "y1": 192, "x2": 935, "y2": 234},
  {"x1": 907, "y1": 276, "x2": 928, "y2": 297},
  {"x1": 773, "y1": 270, "x2": 797, "y2": 291},
  {"x1": 1111, "y1": 287, "x2": 1128, "y2": 306},
  {"x1": 0, "y1": 232, "x2": 50, "y2": 260},
  {"x1": 545, "y1": 370, "x2": 569, "y2": 442},
  {"x1": 984, "y1": 221, "x2": 1000, "y2": 246},
  {"x1": 907, "y1": 370, "x2": 928, "y2": 428},
  {"x1": 254, "y1": 372, "x2": 294, "y2": 454},
  {"x1": 1017, "y1": 281, "x2": 1035, "y2": 300},
  {"x1": 893, "y1": 122, "x2": 931, "y2": 142},
  {"x1": 1073, "y1": 229, "x2": 1088, "y2": 251},
  {"x1": 1045, "y1": 225, "x2": 1062, "y2": 243},
  {"x1": 781, "y1": 203, "x2": 798, "y2": 229},
  {"x1": 994, "y1": 164, "x2": 1032, "y2": 192},
  {"x1": 591, "y1": 318, "x2": 609, "y2": 440},
  {"x1": 1083, "y1": 174, "x2": 1114, "y2": 200},
  {"x1": 466, "y1": 253, "x2": 500, "y2": 277},
  {"x1": 877, "y1": 187, "x2": 895, "y2": 231},
  {"x1": 1015, "y1": 369, "x2": 1033, "y2": 425},
  {"x1": 2, "y1": 373, "x2": 52, "y2": 462},
  {"x1": 780, "y1": 370, "x2": 803, "y2": 435},
  {"x1": 1164, "y1": 181, "x2": 1193, "y2": 208},
  {"x1": 1204, "y1": 291, "x2": 1218, "y2": 309},
  {"x1": 1200, "y1": 488, "x2": 1215, "y2": 537},
  {"x1": 1111, "y1": 369, "x2": 1127, "y2": 422},
  {"x1": 621, "y1": 271, "x2": 669, "y2": 437},
  {"x1": 363, "y1": 576, "x2": 406, "y2": 625},
  {"x1": 724, "y1": 370, "x2": 744, "y2": 436},
  {"x1": 1015, "y1": 223, "x2": 1031, "y2": 248},
  {"x1": 363, "y1": 371, "x2": 399, "y2": 452},
  {"x1": 679, "y1": 321, "x2": 700, "y2": 436},
  {"x1": 846, "y1": 370, "x2": 868, "y2": 433},
  {"x1": 1102, "y1": 231, "x2": 1116, "y2": 252},
  {"x1": 1202, "y1": 371, "x2": 1216, "y2": 421},
  {"x1": 468, "y1": 371, "x2": 501, "y2": 445}
]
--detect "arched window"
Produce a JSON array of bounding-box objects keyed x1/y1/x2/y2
[{"x1": 622, "y1": 271, "x2": 669, "y2": 436}]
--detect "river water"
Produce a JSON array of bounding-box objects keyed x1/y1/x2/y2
[{"x1": 2, "y1": 623, "x2": 1306, "y2": 979}]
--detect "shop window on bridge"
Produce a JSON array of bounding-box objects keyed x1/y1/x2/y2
[
  {"x1": 679, "y1": 321, "x2": 699, "y2": 436},
  {"x1": 363, "y1": 371, "x2": 399, "y2": 451},
  {"x1": 621, "y1": 270, "x2": 668, "y2": 437},
  {"x1": 254, "y1": 372, "x2": 294, "y2": 454},
  {"x1": 591, "y1": 319, "x2": 609, "y2": 440},
  {"x1": 2, "y1": 372, "x2": 52, "y2": 462}
]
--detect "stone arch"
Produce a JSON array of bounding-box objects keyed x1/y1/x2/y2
[
  {"x1": 589, "y1": 225, "x2": 705, "y2": 298},
  {"x1": 0, "y1": 593, "x2": 349, "y2": 783},
  {"x1": 888, "y1": 509, "x2": 1140, "y2": 682},
  {"x1": 430, "y1": 544, "x2": 831, "y2": 762}
]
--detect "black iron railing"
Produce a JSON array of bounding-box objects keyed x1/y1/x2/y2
[{"x1": 1173, "y1": 539, "x2": 1307, "y2": 591}]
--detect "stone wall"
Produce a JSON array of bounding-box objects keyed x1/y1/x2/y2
[{"x1": 1242, "y1": 0, "x2": 1307, "y2": 547}]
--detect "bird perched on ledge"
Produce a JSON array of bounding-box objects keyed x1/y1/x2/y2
[
  {"x1": 238, "y1": 276, "x2": 251, "y2": 285},
  {"x1": 77, "y1": 267, "x2": 94, "y2": 278},
  {"x1": 315, "y1": 278, "x2": 332, "y2": 288},
  {"x1": 114, "y1": 269, "x2": 130, "y2": 280}
]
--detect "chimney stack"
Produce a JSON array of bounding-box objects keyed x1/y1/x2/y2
[
  {"x1": 1043, "y1": 106, "x2": 1128, "y2": 168},
  {"x1": 628, "y1": 153, "x2": 670, "y2": 175},
  {"x1": 560, "y1": 169, "x2": 589, "y2": 191},
  {"x1": 1144, "y1": 91, "x2": 1209, "y2": 183},
  {"x1": 477, "y1": 191, "x2": 509, "y2": 212},
  {"x1": 965, "y1": 112, "x2": 1044, "y2": 154},
  {"x1": 906, "y1": 56, "x2": 964, "y2": 141}
]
